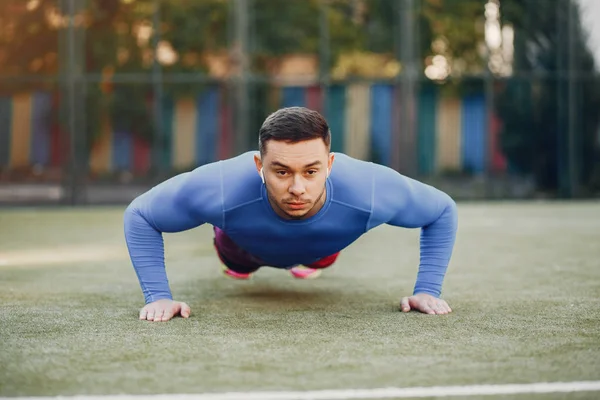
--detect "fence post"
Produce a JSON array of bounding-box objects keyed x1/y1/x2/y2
[
  {"x1": 397, "y1": 0, "x2": 418, "y2": 177},
  {"x1": 152, "y1": 0, "x2": 164, "y2": 177},
  {"x1": 567, "y1": 0, "x2": 578, "y2": 197},
  {"x1": 484, "y1": 0, "x2": 496, "y2": 199},
  {"x1": 232, "y1": 0, "x2": 250, "y2": 155},
  {"x1": 60, "y1": 0, "x2": 86, "y2": 205},
  {"x1": 319, "y1": 0, "x2": 330, "y2": 120},
  {"x1": 556, "y1": 0, "x2": 570, "y2": 198}
]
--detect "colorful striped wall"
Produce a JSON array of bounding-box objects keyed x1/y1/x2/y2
[
  {"x1": 1, "y1": 84, "x2": 506, "y2": 176},
  {"x1": 275, "y1": 84, "x2": 507, "y2": 174},
  {"x1": 0, "y1": 92, "x2": 58, "y2": 169},
  {"x1": 89, "y1": 86, "x2": 231, "y2": 174}
]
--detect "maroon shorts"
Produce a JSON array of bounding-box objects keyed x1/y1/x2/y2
[{"x1": 213, "y1": 226, "x2": 340, "y2": 274}]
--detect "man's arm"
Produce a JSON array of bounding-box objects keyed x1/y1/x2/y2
[
  {"x1": 124, "y1": 161, "x2": 223, "y2": 305},
  {"x1": 368, "y1": 164, "x2": 458, "y2": 310}
]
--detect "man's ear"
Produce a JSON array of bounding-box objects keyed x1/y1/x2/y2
[
  {"x1": 328, "y1": 152, "x2": 335, "y2": 177},
  {"x1": 254, "y1": 153, "x2": 263, "y2": 179}
]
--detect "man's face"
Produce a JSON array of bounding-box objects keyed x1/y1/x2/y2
[{"x1": 255, "y1": 138, "x2": 334, "y2": 220}]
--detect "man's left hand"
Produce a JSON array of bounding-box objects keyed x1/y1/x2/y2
[{"x1": 400, "y1": 293, "x2": 452, "y2": 315}]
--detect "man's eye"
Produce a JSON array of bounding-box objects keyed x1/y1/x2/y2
[
  {"x1": 277, "y1": 170, "x2": 287, "y2": 176},
  {"x1": 306, "y1": 170, "x2": 318, "y2": 175}
]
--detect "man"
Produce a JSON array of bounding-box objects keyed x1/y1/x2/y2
[{"x1": 124, "y1": 107, "x2": 458, "y2": 322}]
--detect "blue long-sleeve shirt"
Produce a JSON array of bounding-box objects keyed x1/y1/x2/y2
[{"x1": 124, "y1": 151, "x2": 458, "y2": 303}]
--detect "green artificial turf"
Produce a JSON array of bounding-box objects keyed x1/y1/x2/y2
[{"x1": 0, "y1": 202, "x2": 599, "y2": 398}]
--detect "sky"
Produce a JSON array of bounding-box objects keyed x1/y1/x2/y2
[{"x1": 577, "y1": 0, "x2": 600, "y2": 69}]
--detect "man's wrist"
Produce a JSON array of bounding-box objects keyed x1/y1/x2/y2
[
  {"x1": 145, "y1": 294, "x2": 173, "y2": 304},
  {"x1": 412, "y1": 288, "x2": 440, "y2": 298}
]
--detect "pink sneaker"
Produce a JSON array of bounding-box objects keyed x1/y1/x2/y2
[
  {"x1": 222, "y1": 265, "x2": 253, "y2": 280},
  {"x1": 290, "y1": 266, "x2": 322, "y2": 279}
]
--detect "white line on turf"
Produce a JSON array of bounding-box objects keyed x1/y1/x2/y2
[
  {"x1": 3, "y1": 381, "x2": 600, "y2": 400},
  {"x1": 0, "y1": 243, "x2": 197, "y2": 267}
]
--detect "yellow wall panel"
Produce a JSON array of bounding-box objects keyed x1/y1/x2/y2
[
  {"x1": 172, "y1": 98, "x2": 197, "y2": 169},
  {"x1": 9, "y1": 93, "x2": 33, "y2": 168}
]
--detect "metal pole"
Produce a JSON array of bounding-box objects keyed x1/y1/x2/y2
[
  {"x1": 233, "y1": 0, "x2": 250, "y2": 154},
  {"x1": 152, "y1": 0, "x2": 164, "y2": 176},
  {"x1": 398, "y1": 0, "x2": 417, "y2": 177},
  {"x1": 391, "y1": 0, "x2": 401, "y2": 172},
  {"x1": 567, "y1": 0, "x2": 577, "y2": 197},
  {"x1": 80, "y1": 1, "x2": 87, "y2": 203},
  {"x1": 556, "y1": 0, "x2": 567, "y2": 197},
  {"x1": 66, "y1": 0, "x2": 78, "y2": 205},
  {"x1": 319, "y1": 0, "x2": 330, "y2": 116},
  {"x1": 484, "y1": 1, "x2": 495, "y2": 198}
]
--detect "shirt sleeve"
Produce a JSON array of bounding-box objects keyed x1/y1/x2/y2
[
  {"x1": 123, "y1": 161, "x2": 224, "y2": 304},
  {"x1": 367, "y1": 164, "x2": 458, "y2": 297}
]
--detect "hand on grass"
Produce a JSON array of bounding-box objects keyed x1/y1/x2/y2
[
  {"x1": 400, "y1": 293, "x2": 452, "y2": 315},
  {"x1": 139, "y1": 299, "x2": 191, "y2": 322}
]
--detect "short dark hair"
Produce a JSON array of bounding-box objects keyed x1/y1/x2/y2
[{"x1": 258, "y1": 107, "x2": 331, "y2": 155}]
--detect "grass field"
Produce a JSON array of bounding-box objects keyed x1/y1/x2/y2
[{"x1": 0, "y1": 201, "x2": 599, "y2": 399}]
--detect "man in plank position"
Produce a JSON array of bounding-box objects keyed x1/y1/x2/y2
[{"x1": 124, "y1": 107, "x2": 458, "y2": 322}]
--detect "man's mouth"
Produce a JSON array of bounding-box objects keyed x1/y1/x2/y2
[{"x1": 286, "y1": 202, "x2": 307, "y2": 209}]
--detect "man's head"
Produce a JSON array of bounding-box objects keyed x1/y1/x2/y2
[{"x1": 254, "y1": 107, "x2": 334, "y2": 220}]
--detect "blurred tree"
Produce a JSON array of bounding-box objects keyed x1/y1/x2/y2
[
  {"x1": 248, "y1": 0, "x2": 367, "y2": 76},
  {"x1": 161, "y1": 0, "x2": 229, "y2": 74},
  {"x1": 497, "y1": 0, "x2": 600, "y2": 193},
  {"x1": 0, "y1": 0, "x2": 59, "y2": 90},
  {"x1": 360, "y1": 0, "x2": 487, "y2": 80},
  {"x1": 84, "y1": 0, "x2": 155, "y2": 147},
  {"x1": 418, "y1": 0, "x2": 487, "y2": 77},
  {"x1": 3, "y1": 0, "x2": 598, "y2": 193},
  {"x1": 252, "y1": 0, "x2": 320, "y2": 61}
]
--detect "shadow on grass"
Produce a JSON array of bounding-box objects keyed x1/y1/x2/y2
[
  {"x1": 229, "y1": 287, "x2": 337, "y2": 301},
  {"x1": 192, "y1": 279, "x2": 393, "y2": 315}
]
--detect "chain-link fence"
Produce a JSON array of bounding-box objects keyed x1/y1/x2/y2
[{"x1": 1, "y1": 0, "x2": 599, "y2": 205}]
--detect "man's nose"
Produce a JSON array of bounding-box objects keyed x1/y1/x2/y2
[{"x1": 289, "y1": 176, "x2": 306, "y2": 196}]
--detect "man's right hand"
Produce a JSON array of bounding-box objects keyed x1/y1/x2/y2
[{"x1": 139, "y1": 299, "x2": 191, "y2": 322}]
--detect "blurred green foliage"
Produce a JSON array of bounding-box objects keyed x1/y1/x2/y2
[
  {"x1": 497, "y1": 0, "x2": 600, "y2": 192},
  {"x1": 0, "y1": 0, "x2": 599, "y2": 191}
]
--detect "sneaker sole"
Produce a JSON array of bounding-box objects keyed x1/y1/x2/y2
[
  {"x1": 290, "y1": 269, "x2": 323, "y2": 279},
  {"x1": 221, "y1": 265, "x2": 252, "y2": 280}
]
